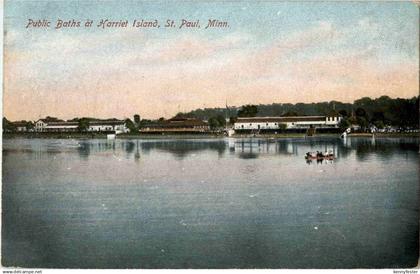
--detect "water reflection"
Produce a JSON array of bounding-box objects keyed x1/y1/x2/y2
[
  {"x1": 140, "y1": 140, "x2": 226, "y2": 159},
  {"x1": 2, "y1": 136, "x2": 419, "y2": 268},
  {"x1": 134, "y1": 140, "x2": 141, "y2": 162},
  {"x1": 305, "y1": 158, "x2": 334, "y2": 165},
  {"x1": 2, "y1": 137, "x2": 419, "y2": 163}
]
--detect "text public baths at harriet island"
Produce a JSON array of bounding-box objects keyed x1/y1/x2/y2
[{"x1": 25, "y1": 19, "x2": 230, "y2": 30}]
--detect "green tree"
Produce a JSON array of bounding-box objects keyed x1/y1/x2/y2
[
  {"x1": 44, "y1": 116, "x2": 62, "y2": 122},
  {"x1": 3, "y1": 117, "x2": 16, "y2": 132},
  {"x1": 348, "y1": 115, "x2": 357, "y2": 125},
  {"x1": 215, "y1": 115, "x2": 226, "y2": 128},
  {"x1": 208, "y1": 115, "x2": 226, "y2": 129},
  {"x1": 229, "y1": 116, "x2": 237, "y2": 125},
  {"x1": 373, "y1": 120, "x2": 385, "y2": 129},
  {"x1": 171, "y1": 95, "x2": 419, "y2": 130},
  {"x1": 283, "y1": 111, "x2": 299, "y2": 117},
  {"x1": 338, "y1": 118, "x2": 351, "y2": 130},
  {"x1": 208, "y1": 117, "x2": 220, "y2": 130},
  {"x1": 237, "y1": 105, "x2": 258, "y2": 117},
  {"x1": 356, "y1": 116, "x2": 369, "y2": 131},
  {"x1": 125, "y1": 118, "x2": 137, "y2": 133},
  {"x1": 355, "y1": 107, "x2": 367, "y2": 117},
  {"x1": 26, "y1": 121, "x2": 35, "y2": 131},
  {"x1": 139, "y1": 119, "x2": 153, "y2": 128},
  {"x1": 354, "y1": 97, "x2": 373, "y2": 108},
  {"x1": 77, "y1": 118, "x2": 90, "y2": 132},
  {"x1": 338, "y1": 110, "x2": 348, "y2": 117},
  {"x1": 134, "y1": 114, "x2": 141, "y2": 128}
]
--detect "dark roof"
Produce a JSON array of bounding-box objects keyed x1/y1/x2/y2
[
  {"x1": 236, "y1": 116, "x2": 327, "y2": 123},
  {"x1": 37, "y1": 118, "x2": 64, "y2": 123},
  {"x1": 37, "y1": 119, "x2": 125, "y2": 126},
  {"x1": 326, "y1": 110, "x2": 341, "y2": 117},
  {"x1": 47, "y1": 121, "x2": 79, "y2": 126},
  {"x1": 145, "y1": 118, "x2": 208, "y2": 128},
  {"x1": 12, "y1": 121, "x2": 28, "y2": 127},
  {"x1": 89, "y1": 120, "x2": 125, "y2": 125}
]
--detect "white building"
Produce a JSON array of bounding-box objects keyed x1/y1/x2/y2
[
  {"x1": 234, "y1": 114, "x2": 342, "y2": 131},
  {"x1": 34, "y1": 119, "x2": 128, "y2": 133},
  {"x1": 35, "y1": 120, "x2": 78, "y2": 132},
  {"x1": 88, "y1": 120, "x2": 128, "y2": 134}
]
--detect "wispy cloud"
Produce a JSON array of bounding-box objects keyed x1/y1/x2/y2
[{"x1": 4, "y1": 2, "x2": 419, "y2": 121}]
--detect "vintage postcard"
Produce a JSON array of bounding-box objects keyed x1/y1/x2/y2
[{"x1": 2, "y1": 0, "x2": 419, "y2": 270}]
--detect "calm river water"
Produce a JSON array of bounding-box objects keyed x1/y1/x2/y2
[{"x1": 2, "y1": 137, "x2": 419, "y2": 268}]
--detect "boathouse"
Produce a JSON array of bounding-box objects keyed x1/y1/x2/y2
[
  {"x1": 34, "y1": 119, "x2": 128, "y2": 133},
  {"x1": 233, "y1": 113, "x2": 342, "y2": 132},
  {"x1": 140, "y1": 117, "x2": 209, "y2": 133}
]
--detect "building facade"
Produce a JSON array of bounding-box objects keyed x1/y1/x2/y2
[
  {"x1": 234, "y1": 114, "x2": 342, "y2": 131},
  {"x1": 140, "y1": 117, "x2": 209, "y2": 133},
  {"x1": 35, "y1": 120, "x2": 78, "y2": 132},
  {"x1": 87, "y1": 120, "x2": 128, "y2": 133},
  {"x1": 34, "y1": 119, "x2": 128, "y2": 133}
]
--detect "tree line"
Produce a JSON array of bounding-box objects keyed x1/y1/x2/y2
[
  {"x1": 4, "y1": 95, "x2": 419, "y2": 132},
  {"x1": 179, "y1": 95, "x2": 419, "y2": 130}
]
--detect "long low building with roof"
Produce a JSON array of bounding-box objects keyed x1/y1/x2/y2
[
  {"x1": 234, "y1": 113, "x2": 342, "y2": 131},
  {"x1": 11, "y1": 121, "x2": 32, "y2": 132},
  {"x1": 34, "y1": 119, "x2": 128, "y2": 133},
  {"x1": 140, "y1": 117, "x2": 209, "y2": 133}
]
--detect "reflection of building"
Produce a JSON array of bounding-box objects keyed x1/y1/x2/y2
[
  {"x1": 234, "y1": 113, "x2": 342, "y2": 131},
  {"x1": 234, "y1": 139, "x2": 298, "y2": 155},
  {"x1": 34, "y1": 119, "x2": 128, "y2": 133},
  {"x1": 140, "y1": 117, "x2": 209, "y2": 133}
]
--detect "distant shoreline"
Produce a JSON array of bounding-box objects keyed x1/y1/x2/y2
[{"x1": 3, "y1": 132, "x2": 419, "y2": 139}]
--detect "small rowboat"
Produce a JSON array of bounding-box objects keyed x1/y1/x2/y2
[
  {"x1": 305, "y1": 155, "x2": 334, "y2": 160},
  {"x1": 305, "y1": 152, "x2": 334, "y2": 160}
]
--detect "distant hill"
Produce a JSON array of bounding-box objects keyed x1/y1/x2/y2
[{"x1": 178, "y1": 95, "x2": 419, "y2": 128}]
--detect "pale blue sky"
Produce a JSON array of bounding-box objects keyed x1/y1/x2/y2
[{"x1": 4, "y1": 1, "x2": 419, "y2": 120}]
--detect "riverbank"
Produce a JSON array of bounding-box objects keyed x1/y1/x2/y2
[
  {"x1": 349, "y1": 132, "x2": 419, "y2": 138},
  {"x1": 3, "y1": 132, "x2": 419, "y2": 139},
  {"x1": 2, "y1": 132, "x2": 225, "y2": 139}
]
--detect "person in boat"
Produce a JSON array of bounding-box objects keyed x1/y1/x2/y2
[
  {"x1": 306, "y1": 152, "x2": 313, "y2": 157},
  {"x1": 325, "y1": 150, "x2": 333, "y2": 157}
]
